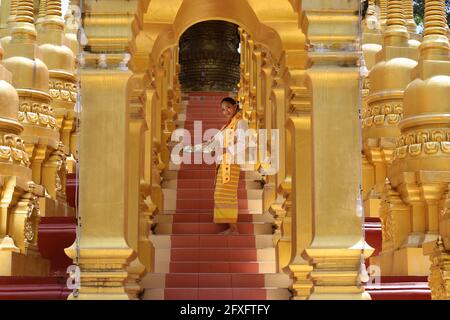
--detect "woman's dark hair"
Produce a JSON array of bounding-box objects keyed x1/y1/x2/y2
[{"x1": 221, "y1": 97, "x2": 237, "y2": 106}]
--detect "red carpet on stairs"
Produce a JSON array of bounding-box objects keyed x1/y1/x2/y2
[{"x1": 143, "y1": 92, "x2": 290, "y2": 300}]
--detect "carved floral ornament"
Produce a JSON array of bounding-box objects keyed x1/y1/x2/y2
[
  {"x1": 394, "y1": 129, "x2": 450, "y2": 159},
  {"x1": 49, "y1": 79, "x2": 77, "y2": 103},
  {"x1": 362, "y1": 102, "x2": 403, "y2": 128},
  {"x1": 18, "y1": 101, "x2": 58, "y2": 130},
  {"x1": 0, "y1": 134, "x2": 30, "y2": 166}
]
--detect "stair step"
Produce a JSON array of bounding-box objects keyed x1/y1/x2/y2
[
  {"x1": 153, "y1": 248, "x2": 275, "y2": 262},
  {"x1": 141, "y1": 273, "x2": 291, "y2": 289},
  {"x1": 154, "y1": 222, "x2": 273, "y2": 235},
  {"x1": 143, "y1": 288, "x2": 290, "y2": 300},
  {"x1": 167, "y1": 261, "x2": 276, "y2": 274},
  {"x1": 154, "y1": 213, "x2": 273, "y2": 223},
  {"x1": 149, "y1": 234, "x2": 275, "y2": 249},
  {"x1": 366, "y1": 282, "x2": 431, "y2": 300}
]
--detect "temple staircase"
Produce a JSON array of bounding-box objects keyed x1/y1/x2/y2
[{"x1": 141, "y1": 92, "x2": 291, "y2": 300}]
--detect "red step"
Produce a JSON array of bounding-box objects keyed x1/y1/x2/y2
[
  {"x1": 169, "y1": 213, "x2": 255, "y2": 223},
  {"x1": 170, "y1": 248, "x2": 258, "y2": 262},
  {"x1": 38, "y1": 217, "x2": 77, "y2": 275},
  {"x1": 164, "y1": 288, "x2": 267, "y2": 300},
  {"x1": 170, "y1": 235, "x2": 257, "y2": 248},
  {"x1": 164, "y1": 273, "x2": 266, "y2": 288},
  {"x1": 0, "y1": 276, "x2": 71, "y2": 300},
  {"x1": 170, "y1": 222, "x2": 255, "y2": 234},
  {"x1": 169, "y1": 261, "x2": 261, "y2": 273},
  {"x1": 175, "y1": 199, "x2": 249, "y2": 210},
  {"x1": 176, "y1": 189, "x2": 249, "y2": 199}
]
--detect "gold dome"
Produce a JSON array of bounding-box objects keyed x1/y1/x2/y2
[
  {"x1": 39, "y1": 43, "x2": 75, "y2": 73},
  {"x1": 2, "y1": 56, "x2": 49, "y2": 92},
  {"x1": 403, "y1": 75, "x2": 450, "y2": 118},
  {"x1": 0, "y1": 78, "x2": 22, "y2": 133},
  {"x1": 370, "y1": 57, "x2": 418, "y2": 94}
]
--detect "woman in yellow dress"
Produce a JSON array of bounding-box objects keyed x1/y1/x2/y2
[{"x1": 184, "y1": 97, "x2": 248, "y2": 235}]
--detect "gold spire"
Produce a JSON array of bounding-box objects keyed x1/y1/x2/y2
[
  {"x1": 384, "y1": 0, "x2": 409, "y2": 45},
  {"x1": 379, "y1": 0, "x2": 388, "y2": 25},
  {"x1": 42, "y1": 0, "x2": 64, "y2": 31},
  {"x1": 420, "y1": 0, "x2": 449, "y2": 60},
  {"x1": 37, "y1": 0, "x2": 48, "y2": 22},
  {"x1": 11, "y1": 0, "x2": 36, "y2": 40},
  {"x1": 403, "y1": 0, "x2": 417, "y2": 33},
  {"x1": 424, "y1": 0, "x2": 448, "y2": 37},
  {"x1": 387, "y1": 0, "x2": 405, "y2": 27},
  {"x1": 47, "y1": 0, "x2": 62, "y2": 18},
  {"x1": 15, "y1": 0, "x2": 34, "y2": 24},
  {"x1": 7, "y1": 0, "x2": 19, "y2": 26}
]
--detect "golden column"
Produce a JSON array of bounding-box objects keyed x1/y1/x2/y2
[
  {"x1": 396, "y1": 0, "x2": 450, "y2": 298},
  {"x1": 364, "y1": 0, "x2": 418, "y2": 247},
  {"x1": 65, "y1": 0, "x2": 148, "y2": 299},
  {"x1": 285, "y1": 65, "x2": 314, "y2": 300},
  {"x1": 301, "y1": 0, "x2": 374, "y2": 299}
]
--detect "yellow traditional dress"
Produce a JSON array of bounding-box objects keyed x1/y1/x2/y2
[
  {"x1": 185, "y1": 110, "x2": 248, "y2": 224},
  {"x1": 213, "y1": 111, "x2": 248, "y2": 223}
]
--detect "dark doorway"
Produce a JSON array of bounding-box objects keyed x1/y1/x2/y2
[{"x1": 179, "y1": 20, "x2": 240, "y2": 92}]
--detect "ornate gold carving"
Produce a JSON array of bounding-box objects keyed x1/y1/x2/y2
[
  {"x1": 362, "y1": 103, "x2": 402, "y2": 128},
  {"x1": 18, "y1": 100, "x2": 57, "y2": 130},
  {"x1": 394, "y1": 129, "x2": 450, "y2": 159},
  {"x1": 429, "y1": 237, "x2": 450, "y2": 300},
  {"x1": 49, "y1": 79, "x2": 77, "y2": 103},
  {"x1": 0, "y1": 134, "x2": 30, "y2": 166},
  {"x1": 380, "y1": 180, "x2": 410, "y2": 251}
]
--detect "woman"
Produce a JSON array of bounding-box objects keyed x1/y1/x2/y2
[{"x1": 184, "y1": 97, "x2": 248, "y2": 235}]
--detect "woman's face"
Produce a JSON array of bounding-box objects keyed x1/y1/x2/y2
[{"x1": 221, "y1": 101, "x2": 237, "y2": 119}]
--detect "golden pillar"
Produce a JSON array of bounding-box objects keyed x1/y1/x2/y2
[
  {"x1": 396, "y1": 0, "x2": 450, "y2": 298},
  {"x1": 286, "y1": 68, "x2": 313, "y2": 300},
  {"x1": 65, "y1": 0, "x2": 149, "y2": 299},
  {"x1": 126, "y1": 89, "x2": 147, "y2": 299},
  {"x1": 65, "y1": 66, "x2": 135, "y2": 299},
  {"x1": 301, "y1": 0, "x2": 374, "y2": 299}
]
